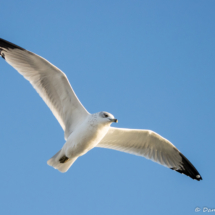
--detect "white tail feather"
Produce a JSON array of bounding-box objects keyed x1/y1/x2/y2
[{"x1": 47, "y1": 149, "x2": 77, "y2": 173}]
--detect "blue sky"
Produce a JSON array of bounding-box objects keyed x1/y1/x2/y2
[{"x1": 0, "y1": 1, "x2": 215, "y2": 214}]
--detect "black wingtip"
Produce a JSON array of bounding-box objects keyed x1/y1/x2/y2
[
  {"x1": 0, "y1": 38, "x2": 25, "y2": 60},
  {"x1": 0, "y1": 38, "x2": 25, "y2": 51},
  {"x1": 0, "y1": 50, "x2": 5, "y2": 59},
  {"x1": 171, "y1": 152, "x2": 202, "y2": 181}
]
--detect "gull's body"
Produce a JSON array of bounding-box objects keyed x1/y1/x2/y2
[
  {"x1": 65, "y1": 113, "x2": 111, "y2": 158},
  {"x1": 0, "y1": 38, "x2": 202, "y2": 181},
  {"x1": 49, "y1": 113, "x2": 113, "y2": 172}
]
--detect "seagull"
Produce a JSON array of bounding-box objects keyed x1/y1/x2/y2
[{"x1": 0, "y1": 38, "x2": 202, "y2": 181}]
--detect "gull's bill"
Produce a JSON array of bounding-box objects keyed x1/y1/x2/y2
[{"x1": 0, "y1": 38, "x2": 202, "y2": 181}]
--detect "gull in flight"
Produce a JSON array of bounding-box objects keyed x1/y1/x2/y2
[{"x1": 0, "y1": 38, "x2": 202, "y2": 181}]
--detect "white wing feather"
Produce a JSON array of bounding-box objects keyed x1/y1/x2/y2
[
  {"x1": 0, "y1": 39, "x2": 89, "y2": 139},
  {"x1": 97, "y1": 127, "x2": 202, "y2": 180},
  {"x1": 97, "y1": 127, "x2": 182, "y2": 168}
]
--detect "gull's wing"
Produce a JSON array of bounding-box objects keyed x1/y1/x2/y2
[
  {"x1": 0, "y1": 38, "x2": 89, "y2": 140},
  {"x1": 97, "y1": 127, "x2": 202, "y2": 181}
]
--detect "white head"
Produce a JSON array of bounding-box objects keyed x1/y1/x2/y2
[{"x1": 98, "y1": 111, "x2": 118, "y2": 124}]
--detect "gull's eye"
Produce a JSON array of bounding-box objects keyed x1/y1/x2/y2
[{"x1": 104, "y1": 114, "x2": 108, "y2": 118}]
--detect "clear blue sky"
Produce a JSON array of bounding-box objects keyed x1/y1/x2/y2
[{"x1": 0, "y1": 1, "x2": 214, "y2": 214}]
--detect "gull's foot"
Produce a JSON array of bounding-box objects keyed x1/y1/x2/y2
[{"x1": 59, "y1": 155, "x2": 69, "y2": 163}]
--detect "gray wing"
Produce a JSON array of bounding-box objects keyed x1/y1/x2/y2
[
  {"x1": 97, "y1": 127, "x2": 202, "y2": 181},
  {"x1": 0, "y1": 38, "x2": 89, "y2": 140}
]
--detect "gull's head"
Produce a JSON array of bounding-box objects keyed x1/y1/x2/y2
[{"x1": 98, "y1": 111, "x2": 118, "y2": 124}]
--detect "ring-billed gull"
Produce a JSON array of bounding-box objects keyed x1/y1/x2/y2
[{"x1": 0, "y1": 38, "x2": 202, "y2": 181}]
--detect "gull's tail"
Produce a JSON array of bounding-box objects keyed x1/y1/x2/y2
[{"x1": 47, "y1": 149, "x2": 77, "y2": 173}]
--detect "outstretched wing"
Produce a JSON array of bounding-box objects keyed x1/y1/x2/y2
[
  {"x1": 0, "y1": 38, "x2": 89, "y2": 140},
  {"x1": 97, "y1": 127, "x2": 202, "y2": 181}
]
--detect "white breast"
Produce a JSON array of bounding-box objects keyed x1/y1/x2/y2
[{"x1": 64, "y1": 114, "x2": 110, "y2": 158}]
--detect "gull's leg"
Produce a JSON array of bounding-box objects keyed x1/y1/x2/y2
[{"x1": 59, "y1": 155, "x2": 69, "y2": 163}]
